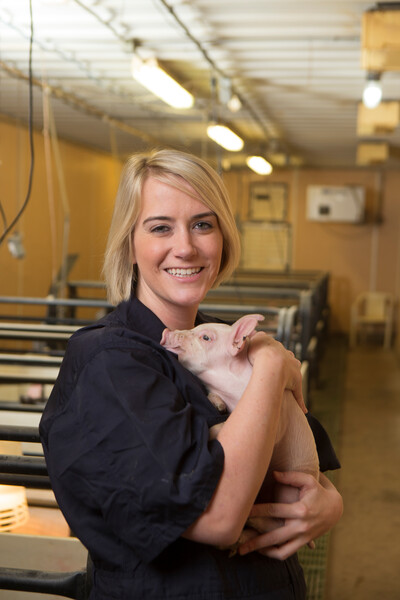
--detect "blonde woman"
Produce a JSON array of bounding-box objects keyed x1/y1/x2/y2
[{"x1": 40, "y1": 149, "x2": 342, "y2": 600}]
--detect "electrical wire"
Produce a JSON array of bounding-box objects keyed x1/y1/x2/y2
[
  {"x1": 0, "y1": 201, "x2": 7, "y2": 231},
  {"x1": 0, "y1": 0, "x2": 35, "y2": 247}
]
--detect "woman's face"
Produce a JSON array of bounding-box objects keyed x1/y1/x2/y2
[{"x1": 132, "y1": 176, "x2": 224, "y2": 327}]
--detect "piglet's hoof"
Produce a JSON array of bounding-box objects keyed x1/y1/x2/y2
[
  {"x1": 208, "y1": 392, "x2": 227, "y2": 413},
  {"x1": 208, "y1": 423, "x2": 223, "y2": 441}
]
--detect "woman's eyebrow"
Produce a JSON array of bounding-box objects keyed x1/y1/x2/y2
[
  {"x1": 142, "y1": 216, "x2": 171, "y2": 225},
  {"x1": 193, "y1": 212, "x2": 217, "y2": 219},
  {"x1": 142, "y1": 211, "x2": 216, "y2": 225}
]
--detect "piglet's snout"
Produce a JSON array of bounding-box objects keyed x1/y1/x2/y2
[{"x1": 160, "y1": 329, "x2": 191, "y2": 351}]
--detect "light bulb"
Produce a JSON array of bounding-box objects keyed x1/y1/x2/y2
[
  {"x1": 363, "y1": 80, "x2": 382, "y2": 109},
  {"x1": 227, "y1": 94, "x2": 242, "y2": 113}
]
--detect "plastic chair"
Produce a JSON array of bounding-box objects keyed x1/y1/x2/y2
[{"x1": 350, "y1": 292, "x2": 394, "y2": 349}]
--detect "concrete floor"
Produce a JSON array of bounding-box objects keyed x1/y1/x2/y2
[{"x1": 325, "y1": 345, "x2": 400, "y2": 600}]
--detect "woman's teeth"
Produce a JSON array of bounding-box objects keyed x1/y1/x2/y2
[{"x1": 167, "y1": 267, "x2": 202, "y2": 277}]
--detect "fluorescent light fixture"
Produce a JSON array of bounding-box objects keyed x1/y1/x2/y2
[
  {"x1": 131, "y1": 56, "x2": 194, "y2": 109},
  {"x1": 246, "y1": 156, "x2": 273, "y2": 175},
  {"x1": 363, "y1": 73, "x2": 382, "y2": 109},
  {"x1": 207, "y1": 124, "x2": 244, "y2": 151}
]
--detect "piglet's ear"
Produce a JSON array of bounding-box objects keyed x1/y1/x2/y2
[{"x1": 229, "y1": 314, "x2": 264, "y2": 355}]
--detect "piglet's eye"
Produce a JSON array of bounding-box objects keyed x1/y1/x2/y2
[{"x1": 202, "y1": 335, "x2": 211, "y2": 341}]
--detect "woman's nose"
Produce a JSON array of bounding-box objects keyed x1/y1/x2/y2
[{"x1": 174, "y1": 230, "x2": 197, "y2": 258}]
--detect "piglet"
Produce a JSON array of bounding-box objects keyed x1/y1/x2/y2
[{"x1": 160, "y1": 314, "x2": 319, "y2": 549}]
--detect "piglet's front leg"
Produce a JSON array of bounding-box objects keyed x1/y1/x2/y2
[
  {"x1": 207, "y1": 392, "x2": 227, "y2": 440},
  {"x1": 208, "y1": 392, "x2": 227, "y2": 413}
]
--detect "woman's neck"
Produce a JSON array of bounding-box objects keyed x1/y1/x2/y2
[
  {"x1": 160, "y1": 305, "x2": 198, "y2": 331},
  {"x1": 136, "y1": 292, "x2": 198, "y2": 331}
]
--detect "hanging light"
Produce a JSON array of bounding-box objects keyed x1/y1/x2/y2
[
  {"x1": 227, "y1": 94, "x2": 242, "y2": 113},
  {"x1": 246, "y1": 155, "x2": 273, "y2": 175},
  {"x1": 363, "y1": 72, "x2": 382, "y2": 109},
  {"x1": 131, "y1": 55, "x2": 194, "y2": 109},
  {"x1": 207, "y1": 124, "x2": 244, "y2": 151}
]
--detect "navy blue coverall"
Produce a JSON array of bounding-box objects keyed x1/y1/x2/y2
[{"x1": 40, "y1": 296, "x2": 340, "y2": 600}]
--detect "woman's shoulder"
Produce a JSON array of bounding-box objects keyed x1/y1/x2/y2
[{"x1": 63, "y1": 312, "x2": 168, "y2": 381}]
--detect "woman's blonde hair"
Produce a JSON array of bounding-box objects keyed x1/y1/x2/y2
[{"x1": 103, "y1": 148, "x2": 241, "y2": 305}]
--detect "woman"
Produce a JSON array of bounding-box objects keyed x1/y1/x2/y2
[{"x1": 40, "y1": 148, "x2": 342, "y2": 599}]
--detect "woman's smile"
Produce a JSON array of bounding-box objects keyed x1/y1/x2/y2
[
  {"x1": 165, "y1": 267, "x2": 205, "y2": 283},
  {"x1": 166, "y1": 267, "x2": 202, "y2": 277}
]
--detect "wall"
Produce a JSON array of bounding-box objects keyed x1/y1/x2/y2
[
  {"x1": 223, "y1": 167, "x2": 400, "y2": 337},
  {"x1": 0, "y1": 117, "x2": 121, "y2": 319},
  {"x1": 1, "y1": 115, "x2": 399, "y2": 339}
]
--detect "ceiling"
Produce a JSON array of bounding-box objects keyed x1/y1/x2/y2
[{"x1": 1, "y1": 0, "x2": 400, "y2": 170}]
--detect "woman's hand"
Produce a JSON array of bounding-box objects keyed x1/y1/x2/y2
[
  {"x1": 237, "y1": 471, "x2": 343, "y2": 560},
  {"x1": 247, "y1": 332, "x2": 306, "y2": 414}
]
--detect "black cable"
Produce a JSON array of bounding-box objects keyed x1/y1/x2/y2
[
  {"x1": 0, "y1": 0, "x2": 35, "y2": 247},
  {"x1": 0, "y1": 201, "x2": 7, "y2": 231}
]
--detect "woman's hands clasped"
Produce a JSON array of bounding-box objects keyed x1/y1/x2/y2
[{"x1": 237, "y1": 471, "x2": 344, "y2": 560}]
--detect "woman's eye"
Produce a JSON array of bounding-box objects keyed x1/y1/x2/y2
[
  {"x1": 202, "y1": 334, "x2": 210, "y2": 341},
  {"x1": 151, "y1": 225, "x2": 170, "y2": 233},
  {"x1": 194, "y1": 221, "x2": 212, "y2": 231}
]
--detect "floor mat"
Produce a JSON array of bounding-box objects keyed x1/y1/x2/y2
[{"x1": 298, "y1": 334, "x2": 347, "y2": 599}]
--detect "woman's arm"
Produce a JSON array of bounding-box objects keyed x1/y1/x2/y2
[
  {"x1": 236, "y1": 471, "x2": 343, "y2": 560},
  {"x1": 183, "y1": 334, "x2": 305, "y2": 548}
]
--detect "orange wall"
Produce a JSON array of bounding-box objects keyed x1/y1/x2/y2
[
  {"x1": 223, "y1": 168, "x2": 400, "y2": 341},
  {"x1": 1, "y1": 116, "x2": 399, "y2": 346},
  {"x1": 0, "y1": 118, "x2": 121, "y2": 316}
]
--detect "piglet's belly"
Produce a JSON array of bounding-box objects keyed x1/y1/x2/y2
[
  {"x1": 272, "y1": 392, "x2": 319, "y2": 477},
  {"x1": 256, "y1": 393, "x2": 319, "y2": 504}
]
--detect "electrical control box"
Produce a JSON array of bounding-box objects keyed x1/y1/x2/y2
[{"x1": 306, "y1": 186, "x2": 365, "y2": 223}]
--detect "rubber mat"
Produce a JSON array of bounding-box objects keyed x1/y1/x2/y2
[{"x1": 298, "y1": 334, "x2": 347, "y2": 599}]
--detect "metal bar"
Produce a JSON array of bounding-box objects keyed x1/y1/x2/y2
[
  {"x1": 0, "y1": 353, "x2": 63, "y2": 365},
  {"x1": 0, "y1": 455, "x2": 47, "y2": 476},
  {"x1": 282, "y1": 305, "x2": 299, "y2": 352},
  {"x1": 207, "y1": 286, "x2": 302, "y2": 299},
  {"x1": 0, "y1": 401, "x2": 45, "y2": 413},
  {"x1": 230, "y1": 269, "x2": 329, "y2": 285},
  {"x1": 275, "y1": 307, "x2": 288, "y2": 344},
  {"x1": 0, "y1": 424, "x2": 40, "y2": 442},
  {"x1": 0, "y1": 567, "x2": 87, "y2": 599},
  {"x1": 0, "y1": 296, "x2": 112, "y2": 309},
  {"x1": 0, "y1": 364, "x2": 59, "y2": 383},
  {"x1": 200, "y1": 302, "x2": 281, "y2": 315},
  {"x1": 0, "y1": 331, "x2": 71, "y2": 341},
  {"x1": 0, "y1": 315, "x2": 94, "y2": 326},
  {"x1": 0, "y1": 473, "x2": 51, "y2": 488},
  {"x1": 0, "y1": 323, "x2": 78, "y2": 333},
  {"x1": 298, "y1": 290, "x2": 313, "y2": 361}
]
